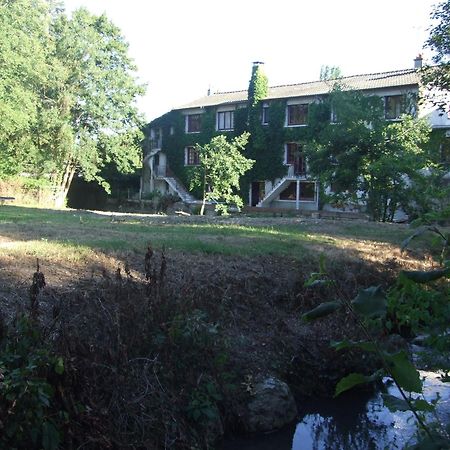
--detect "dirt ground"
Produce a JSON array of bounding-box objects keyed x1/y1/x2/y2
[
  {"x1": 0, "y1": 214, "x2": 431, "y2": 385},
  {"x1": 0, "y1": 213, "x2": 441, "y2": 448}
]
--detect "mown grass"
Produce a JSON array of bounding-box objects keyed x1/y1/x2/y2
[{"x1": 0, "y1": 205, "x2": 421, "y2": 261}]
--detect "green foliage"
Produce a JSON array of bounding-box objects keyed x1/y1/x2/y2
[
  {"x1": 0, "y1": 2, "x2": 145, "y2": 204},
  {"x1": 0, "y1": 0, "x2": 51, "y2": 177},
  {"x1": 320, "y1": 65, "x2": 342, "y2": 81},
  {"x1": 351, "y1": 286, "x2": 386, "y2": 319},
  {"x1": 387, "y1": 266, "x2": 450, "y2": 338},
  {"x1": 187, "y1": 380, "x2": 222, "y2": 424},
  {"x1": 248, "y1": 63, "x2": 268, "y2": 108},
  {"x1": 422, "y1": 0, "x2": 450, "y2": 109},
  {"x1": 301, "y1": 301, "x2": 341, "y2": 322},
  {"x1": 0, "y1": 316, "x2": 65, "y2": 450},
  {"x1": 189, "y1": 133, "x2": 254, "y2": 214},
  {"x1": 306, "y1": 87, "x2": 432, "y2": 221},
  {"x1": 302, "y1": 238, "x2": 450, "y2": 443},
  {"x1": 334, "y1": 371, "x2": 381, "y2": 397}
]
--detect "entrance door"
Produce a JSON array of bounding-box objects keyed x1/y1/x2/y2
[{"x1": 251, "y1": 181, "x2": 265, "y2": 206}]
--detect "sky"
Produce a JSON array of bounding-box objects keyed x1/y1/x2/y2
[{"x1": 64, "y1": 0, "x2": 438, "y2": 122}]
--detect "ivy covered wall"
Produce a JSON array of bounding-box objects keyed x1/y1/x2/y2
[
  {"x1": 144, "y1": 66, "x2": 447, "y2": 207},
  {"x1": 146, "y1": 97, "x2": 336, "y2": 202}
]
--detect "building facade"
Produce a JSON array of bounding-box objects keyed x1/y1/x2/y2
[{"x1": 141, "y1": 61, "x2": 450, "y2": 212}]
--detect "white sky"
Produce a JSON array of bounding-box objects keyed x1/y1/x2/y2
[{"x1": 63, "y1": 0, "x2": 438, "y2": 122}]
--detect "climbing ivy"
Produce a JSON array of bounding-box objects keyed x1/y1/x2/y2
[{"x1": 247, "y1": 62, "x2": 268, "y2": 108}]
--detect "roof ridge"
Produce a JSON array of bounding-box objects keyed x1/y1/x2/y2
[
  {"x1": 211, "y1": 68, "x2": 417, "y2": 95},
  {"x1": 268, "y1": 68, "x2": 417, "y2": 90},
  {"x1": 212, "y1": 88, "x2": 247, "y2": 95}
]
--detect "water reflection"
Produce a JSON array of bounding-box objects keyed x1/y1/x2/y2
[
  {"x1": 222, "y1": 372, "x2": 449, "y2": 450},
  {"x1": 293, "y1": 389, "x2": 415, "y2": 450}
]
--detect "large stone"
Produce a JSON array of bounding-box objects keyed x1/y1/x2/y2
[{"x1": 243, "y1": 377, "x2": 298, "y2": 433}]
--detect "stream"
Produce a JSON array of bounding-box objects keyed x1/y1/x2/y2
[{"x1": 222, "y1": 371, "x2": 450, "y2": 450}]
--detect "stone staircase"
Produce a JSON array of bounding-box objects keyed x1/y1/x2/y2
[
  {"x1": 162, "y1": 176, "x2": 198, "y2": 204},
  {"x1": 257, "y1": 177, "x2": 294, "y2": 207}
]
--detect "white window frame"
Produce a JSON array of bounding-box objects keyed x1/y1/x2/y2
[
  {"x1": 286, "y1": 103, "x2": 309, "y2": 127},
  {"x1": 184, "y1": 146, "x2": 200, "y2": 166},
  {"x1": 216, "y1": 110, "x2": 234, "y2": 131},
  {"x1": 185, "y1": 114, "x2": 202, "y2": 133}
]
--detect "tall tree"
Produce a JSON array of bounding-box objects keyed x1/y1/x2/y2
[
  {"x1": 0, "y1": 3, "x2": 145, "y2": 206},
  {"x1": 48, "y1": 8, "x2": 145, "y2": 206}
]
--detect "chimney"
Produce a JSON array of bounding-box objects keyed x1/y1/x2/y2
[{"x1": 414, "y1": 54, "x2": 423, "y2": 69}]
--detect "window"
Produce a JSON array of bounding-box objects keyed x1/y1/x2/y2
[
  {"x1": 330, "y1": 106, "x2": 338, "y2": 124},
  {"x1": 441, "y1": 138, "x2": 450, "y2": 164},
  {"x1": 186, "y1": 114, "x2": 201, "y2": 133},
  {"x1": 287, "y1": 104, "x2": 308, "y2": 126},
  {"x1": 217, "y1": 110, "x2": 234, "y2": 131},
  {"x1": 262, "y1": 104, "x2": 269, "y2": 125},
  {"x1": 279, "y1": 182, "x2": 316, "y2": 201},
  {"x1": 285, "y1": 142, "x2": 306, "y2": 175},
  {"x1": 385, "y1": 95, "x2": 404, "y2": 120},
  {"x1": 299, "y1": 182, "x2": 316, "y2": 201},
  {"x1": 185, "y1": 146, "x2": 200, "y2": 166}
]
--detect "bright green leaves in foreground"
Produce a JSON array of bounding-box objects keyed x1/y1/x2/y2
[
  {"x1": 189, "y1": 133, "x2": 254, "y2": 215},
  {"x1": 301, "y1": 245, "x2": 449, "y2": 414}
]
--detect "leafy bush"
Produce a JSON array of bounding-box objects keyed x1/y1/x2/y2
[{"x1": 0, "y1": 317, "x2": 65, "y2": 450}]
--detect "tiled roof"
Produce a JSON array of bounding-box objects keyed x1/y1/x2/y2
[{"x1": 175, "y1": 69, "x2": 420, "y2": 110}]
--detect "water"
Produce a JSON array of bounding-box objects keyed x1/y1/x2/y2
[{"x1": 222, "y1": 371, "x2": 450, "y2": 450}]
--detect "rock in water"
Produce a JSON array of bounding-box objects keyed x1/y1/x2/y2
[{"x1": 243, "y1": 377, "x2": 297, "y2": 433}]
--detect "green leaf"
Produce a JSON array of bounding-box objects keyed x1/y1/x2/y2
[
  {"x1": 384, "y1": 351, "x2": 422, "y2": 393},
  {"x1": 335, "y1": 373, "x2": 369, "y2": 397},
  {"x1": 382, "y1": 394, "x2": 409, "y2": 411},
  {"x1": 319, "y1": 253, "x2": 326, "y2": 274},
  {"x1": 400, "y1": 268, "x2": 450, "y2": 284},
  {"x1": 42, "y1": 421, "x2": 60, "y2": 450},
  {"x1": 304, "y1": 279, "x2": 331, "y2": 288},
  {"x1": 331, "y1": 339, "x2": 377, "y2": 352},
  {"x1": 54, "y1": 357, "x2": 64, "y2": 375},
  {"x1": 301, "y1": 301, "x2": 341, "y2": 322},
  {"x1": 411, "y1": 398, "x2": 434, "y2": 412},
  {"x1": 351, "y1": 286, "x2": 386, "y2": 319}
]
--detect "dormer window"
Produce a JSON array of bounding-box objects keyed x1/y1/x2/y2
[{"x1": 186, "y1": 114, "x2": 201, "y2": 133}]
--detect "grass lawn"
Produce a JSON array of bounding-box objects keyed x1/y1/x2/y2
[{"x1": 0, "y1": 205, "x2": 421, "y2": 262}]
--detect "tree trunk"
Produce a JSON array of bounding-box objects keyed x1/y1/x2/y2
[
  {"x1": 54, "y1": 161, "x2": 76, "y2": 208},
  {"x1": 200, "y1": 169, "x2": 207, "y2": 216}
]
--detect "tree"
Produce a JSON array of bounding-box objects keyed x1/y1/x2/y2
[
  {"x1": 320, "y1": 65, "x2": 342, "y2": 81},
  {"x1": 0, "y1": 3, "x2": 145, "y2": 206},
  {"x1": 422, "y1": 0, "x2": 450, "y2": 111},
  {"x1": 47, "y1": 8, "x2": 145, "y2": 206},
  {"x1": 306, "y1": 87, "x2": 432, "y2": 221},
  {"x1": 0, "y1": 0, "x2": 52, "y2": 177},
  {"x1": 189, "y1": 133, "x2": 254, "y2": 215}
]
